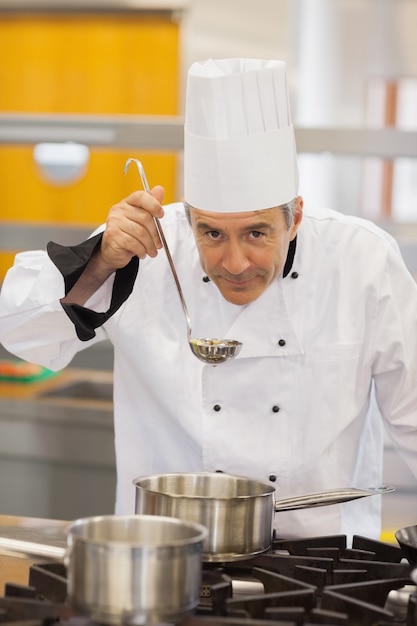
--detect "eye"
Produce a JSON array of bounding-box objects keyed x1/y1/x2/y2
[
  {"x1": 249, "y1": 231, "x2": 264, "y2": 239},
  {"x1": 207, "y1": 230, "x2": 222, "y2": 240}
]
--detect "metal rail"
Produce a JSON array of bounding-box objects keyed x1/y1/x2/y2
[
  {"x1": 0, "y1": 114, "x2": 185, "y2": 150},
  {"x1": 0, "y1": 113, "x2": 417, "y2": 158}
]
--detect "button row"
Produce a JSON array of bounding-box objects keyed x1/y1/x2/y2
[{"x1": 213, "y1": 404, "x2": 280, "y2": 413}]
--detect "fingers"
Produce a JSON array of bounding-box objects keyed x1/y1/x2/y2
[
  {"x1": 125, "y1": 186, "x2": 165, "y2": 219},
  {"x1": 150, "y1": 185, "x2": 165, "y2": 206},
  {"x1": 101, "y1": 186, "x2": 167, "y2": 269}
]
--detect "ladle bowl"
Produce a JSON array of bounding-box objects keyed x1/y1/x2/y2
[
  {"x1": 124, "y1": 159, "x2": 243, "y2": 365},
  {"x1": 189, "y1": 338, "x2": 243, "y2": 364}
]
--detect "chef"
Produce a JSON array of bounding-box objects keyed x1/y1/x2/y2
[{"x1": 0, "y1": 58, "x2": 416, "y2": 540}]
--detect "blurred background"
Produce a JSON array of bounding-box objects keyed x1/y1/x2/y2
[{"x1": 0, "y1": 0, "x2": 416, "y2": 539}]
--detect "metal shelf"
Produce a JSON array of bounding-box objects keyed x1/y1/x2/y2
[{"x1": 1, "y1": 113, "x2": 417, "y2": 158}]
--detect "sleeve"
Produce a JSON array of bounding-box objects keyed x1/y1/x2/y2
[
  {"x1": 47, "y1": 233, "x2": 139, "y2": 341},
  {"x1": 371, "y1": 245, "x2": 417, "y2": 479}
]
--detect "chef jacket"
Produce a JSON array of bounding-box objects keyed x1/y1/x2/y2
[{"x1": 1, "y1": 203, "x2": 417, "y2": 540}]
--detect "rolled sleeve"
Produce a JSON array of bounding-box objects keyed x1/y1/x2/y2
[{"x1": 47, "y1": 233, "x2": 139, "y2": 341}]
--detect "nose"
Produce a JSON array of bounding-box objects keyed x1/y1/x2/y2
[{"x1": 222, "y1": 241, "x2": 251, "y2": 275}]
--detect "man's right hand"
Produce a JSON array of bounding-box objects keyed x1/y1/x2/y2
[
  {"x1": 61, "y1": 186, "x2": 165, "y2": 306},
  {"x1": 100, "y1": 185, "x2": 166, "y2": 271}
]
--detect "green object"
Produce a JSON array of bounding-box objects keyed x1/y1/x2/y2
[{"x1": 0, "y1": 360, "x2": 59, "y2": 383}]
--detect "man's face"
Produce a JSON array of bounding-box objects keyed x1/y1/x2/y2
[{"x1": 189, "y1": 198, "x2": 303, "y2": 306}]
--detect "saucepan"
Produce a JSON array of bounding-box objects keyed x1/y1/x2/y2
[
  {"x1": 134, "y1": 472, "x2": 394, "y2": 562},
  {"x1": 0, "y1": 514, "x2": 207, "y2": 625}
]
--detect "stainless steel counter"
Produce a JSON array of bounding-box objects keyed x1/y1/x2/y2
[
  {"x1": 0, "y1": 514, "x2": 68, "y2": 594},
  {"x1": 0, "y1": 368, "x2": 116, "y2": 520}
]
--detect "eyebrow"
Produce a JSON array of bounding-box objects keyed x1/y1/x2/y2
[{"x1": 195, "y1": 220, "x2": 275, "y2": 232}]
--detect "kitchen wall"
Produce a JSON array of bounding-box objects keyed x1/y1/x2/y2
[
  {"x1": 0, "y1": 5, "x2": 182, "y2": 282},
  {"x1": 291, "y1": 0, "x2": 417, "y2": 221},
  {"x1": 1, "y1": 0, "x2": 416, "y2": 220}
]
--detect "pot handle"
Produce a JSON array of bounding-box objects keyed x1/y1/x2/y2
[
  {"x1": 274, "y1": 485, "x2": 395, "y2": 512},
  {"x1": 0, "y1": 536, "x2": 66, "y2": 562}
]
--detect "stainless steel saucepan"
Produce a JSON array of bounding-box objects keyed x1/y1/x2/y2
[
  {"x1": 134, "y1": 472, "x2": 394, "y2": 562},
  {"x1": 0, "y1": 514, "x2": 207, "y2": 625}
]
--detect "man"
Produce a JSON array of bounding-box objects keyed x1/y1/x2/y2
[{"x1": 0, "y1": 58, "x2": 416, "y2": 540}]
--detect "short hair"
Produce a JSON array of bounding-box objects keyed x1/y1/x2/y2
[{"x1": 183, "y1": 199, "x2": 297, "y2": 230}]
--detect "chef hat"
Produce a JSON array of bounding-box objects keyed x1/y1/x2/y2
[{"x1": 183, "y1": 58, "x2": 299, "y2": 213}]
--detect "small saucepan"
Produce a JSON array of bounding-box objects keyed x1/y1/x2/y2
[
  {"x1": 134, "y1": 472, "x2": 394, "y2": 562},
  {"x1": 0, "y1": 514, "x2": 207, "y2": 625}
]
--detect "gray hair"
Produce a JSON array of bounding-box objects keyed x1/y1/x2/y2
[{"x1": 184, "y1": 199, "x2": 297, "y2": 230}]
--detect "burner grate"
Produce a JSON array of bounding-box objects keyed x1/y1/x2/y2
[{"x1": 1, "y1": 533, "x2": 415, "y2": 626}]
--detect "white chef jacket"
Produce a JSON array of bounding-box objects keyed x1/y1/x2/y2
[{"x1": 1, "y1": 203, "x2": 417, "y2": 540}]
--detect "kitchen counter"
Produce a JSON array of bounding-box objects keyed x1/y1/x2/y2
[
  {"x1": 0, "y1": 514, "x2": 67, "y2": 594},
  {"x1": 0, "y1": 368, "x2": 117, "y2": 520}
]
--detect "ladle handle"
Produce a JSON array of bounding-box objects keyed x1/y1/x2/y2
[
  {"x1": 124, "y1": 158, "x2": 192, "y2": 335},
  {"x1": 274, "y1": 485, "x2": 395, "y2": 512},
  {"x1": 153, "y1": 217, "x2": 191, "y2": 333},
  {"x1": 0, "y1": 536, "x2": 66, "y2": 562}
]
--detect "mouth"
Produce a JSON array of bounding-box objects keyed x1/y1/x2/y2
[{"x1": 220, "y1": 275, "x2": 258, "y2": 288}]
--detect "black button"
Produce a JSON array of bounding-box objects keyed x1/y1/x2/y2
[
  {"x1": 278, "y1": 339, "x2": 286, "y2": 347},
  {"x1": 291, "y1": 271, "x2": 299, "y2": 279},
  {"x1": 202, "y1": 276, "x2": 211, "y2": 282},
  {"x1": 213, "y1": 404, "x2": 221, "y2": 412},
  {"x1": 272, "y1": 405, "x2": 280, "y2": 413},
  {"x1": 269, "y1": 474, "x2": 277, "y2": 482}
]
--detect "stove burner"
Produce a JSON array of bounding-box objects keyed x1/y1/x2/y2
[{"x1": 1, "y1": 534, "x2": 416, "y2": 626}]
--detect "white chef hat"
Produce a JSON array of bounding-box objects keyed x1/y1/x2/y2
[{"x1": 183, "y1": 58, "x2": 299, "y2": 213}]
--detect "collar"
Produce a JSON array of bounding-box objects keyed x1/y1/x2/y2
[{"x1": 283, "y1": 235, "x2": 297, "y2": 278}]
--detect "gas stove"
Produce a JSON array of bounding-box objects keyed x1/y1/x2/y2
[{"x1": 1, "y1": 534, "x2": 416, "y2": 626}]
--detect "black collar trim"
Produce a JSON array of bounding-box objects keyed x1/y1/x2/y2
[{"x1": 283, "y1": 236, "x2": 297, "y2": 278}]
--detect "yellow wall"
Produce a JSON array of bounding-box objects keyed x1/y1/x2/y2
[{"x1": 0, "y1": 12, "x2": 180, "y2": 279}]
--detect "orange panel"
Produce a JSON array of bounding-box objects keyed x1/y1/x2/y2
[
  {"x1": 0, "y1": 147, "x2": 177, "y2": 225},
  {"x1": 0, "y1": 13, "x2": 180, "y2": 234},
  {"x1": 0, "y1": 252, "x2": 18, "y2": 284},
  {"x1": 0, "y1": 15, "x2": 179, "y2": 114}
]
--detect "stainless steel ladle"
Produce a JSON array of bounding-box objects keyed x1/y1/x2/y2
[{"x1": 124, "y1": 158, "x2": 242, "y2": 364}]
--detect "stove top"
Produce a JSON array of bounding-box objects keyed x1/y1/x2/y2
[{"x1": 1, "y1": 534, "x2": 416, "y2": 626}]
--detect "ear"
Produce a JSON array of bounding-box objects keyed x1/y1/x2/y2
[{"x1": 290, "y1": 196, "x2": 303, "y2": 241}]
